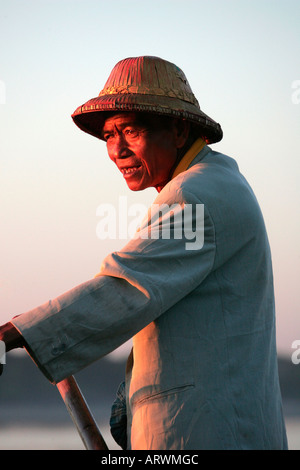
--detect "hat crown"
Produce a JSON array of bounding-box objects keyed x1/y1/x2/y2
[
  {"x1": 98, "y1": 56, "x2": 200, "y2": 108},
  {"x1": 71, "y1": 55, "x2": 223, "y2": 144}
]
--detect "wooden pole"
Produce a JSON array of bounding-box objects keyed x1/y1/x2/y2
[{"x1": 56, "y1": 375, "x2": 109, "y2": 450}]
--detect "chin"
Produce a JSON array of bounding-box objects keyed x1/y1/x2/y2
[
  {"x1": 125, "y1": 179, "x2": 149, "y2": 192},
  {"x1": 127, "y1": 185, "x2": 142, "y2": 192}
]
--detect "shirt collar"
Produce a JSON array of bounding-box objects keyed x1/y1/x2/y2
[{"x1": 171, "y1": 138, "x2": 207, "y2": 180}]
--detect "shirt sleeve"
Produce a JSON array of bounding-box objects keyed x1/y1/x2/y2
[{"x1": 12, "y1": 181, "x2": 216, "y2": 383}]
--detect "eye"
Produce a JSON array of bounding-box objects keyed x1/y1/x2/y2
[
  {"x1": 103, "y1": 132, "x2": 114, "y2": 142},
  {"x1": 124, "y1": 128, "x2": 139, "y2": 139}
]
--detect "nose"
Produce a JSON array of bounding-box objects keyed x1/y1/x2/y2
[{"x1": 108, "y1": 133, "x2": 132, "y2": 161}]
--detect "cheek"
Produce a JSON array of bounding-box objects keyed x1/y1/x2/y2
[
  {"x1": 106, "y1": 143, "x2": 114, "y2": 161},
  {"x1": 155, "y1": 147, "x2": 177, "y2": 174}
]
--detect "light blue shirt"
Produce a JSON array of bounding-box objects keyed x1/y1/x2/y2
[{"x1": 13, "y1": 146, "x2": 288, "y2": 449}]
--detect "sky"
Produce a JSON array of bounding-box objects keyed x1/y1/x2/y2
[{"x1": 0, "y1": 0, "x2": 299, "y2": 359}]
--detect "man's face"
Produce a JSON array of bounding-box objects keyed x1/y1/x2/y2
[{"x1": 102, "y1": 112, "x2": 181, "y2": 192}]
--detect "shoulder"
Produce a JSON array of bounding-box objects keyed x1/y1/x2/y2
[{"x1": 158, "y1": 147, "x2": 242, "y2": 205}]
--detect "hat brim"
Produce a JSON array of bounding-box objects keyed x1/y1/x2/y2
[{"x1": 71, "y1": 93, "x2": 223, "y2": 144}]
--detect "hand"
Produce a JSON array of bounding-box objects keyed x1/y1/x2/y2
[
  {"x1": 0, "y1": 322, "x2": 24, "y2": 378},
  {"x1": 110, "y1": 381, "x2": 127, "y2": 450},
  {"x1": 0, "y1": 322, "x2": 24, "y2": 353}
]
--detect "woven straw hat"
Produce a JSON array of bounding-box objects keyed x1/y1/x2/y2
[{"x1": 71, "y1": 56, "x2": 223, "y2": 144}]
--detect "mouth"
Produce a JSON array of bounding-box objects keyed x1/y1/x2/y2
[{"x1": 119, "y1": 165, "x2": 142, "y2": 177}]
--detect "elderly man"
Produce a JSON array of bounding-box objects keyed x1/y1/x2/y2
[{"x1": 0, "y1": 56, "x2": 288, "y2": 450}]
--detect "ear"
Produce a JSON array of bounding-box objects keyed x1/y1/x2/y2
[{"x1": 172, "y1": 119, "x2": 191, "y2": 149}]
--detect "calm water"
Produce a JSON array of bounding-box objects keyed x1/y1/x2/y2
[
  {"x1": 0, "y1": 418, "x2": 299, "y2": 450},
  {"x1": 0, "y1": 424, "x2": 118, "y2": 450}
]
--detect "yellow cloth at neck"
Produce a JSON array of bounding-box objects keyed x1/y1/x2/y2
[{"x1": 171, "y1": 138, "x2": 206, "y2": 180}]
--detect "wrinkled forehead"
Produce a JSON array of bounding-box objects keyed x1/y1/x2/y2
[
  {"x1": 102, "y1": 111, "x2": 174, "y2": 133},
  {"x1": 103, "y1": 112, "x2": 141, "y2": 129}
]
